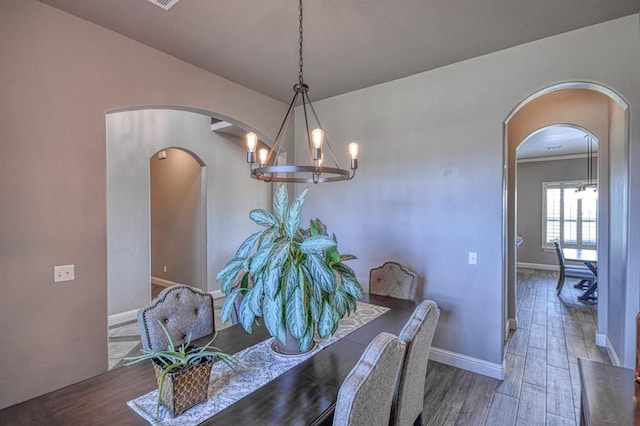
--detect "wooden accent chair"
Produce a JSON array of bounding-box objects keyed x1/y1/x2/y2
[
  {"x1": 553, "y1": 241, "x2": 595, "y2": 295},
  {"x1": 390, "y1": 300, "x2": 440, "y2": 426},
  {"x1": 369, "y1": 262, "x2": 418, "y2": 301},
  {"x1": 137, "y1": 285, "x2": 215, "y2": 350},
  {"x1": 333, "y1": 332, "x2": 407, "y2": 426}
]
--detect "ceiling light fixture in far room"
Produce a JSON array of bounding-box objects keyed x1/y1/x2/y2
[
  {"x1": 145, "y1": 0, "x2": 181, "y2": 11},
  {"x1": 576, "y1": 134, "x2": 598, "y2": 200},
  {"x1": 245, "y1": 0, "x2": 359, "y2": 184}
]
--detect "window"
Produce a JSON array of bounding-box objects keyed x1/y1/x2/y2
[{"x1": 542, "y1": 181, "x2": 597, "y2": 249}]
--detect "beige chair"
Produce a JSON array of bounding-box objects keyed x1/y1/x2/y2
[
  {"x1": 369, "y1": 262, "x2": 418, "y2": 301},
  {"x1": 334, "y1": 332, "x2": 407, "y2": 426},
  {"x1": 390, "y1": 300, "x2": 440, "y2": 426},
  {"x1": 137, "y1": 285, "x2": 215, "y2": 350}
]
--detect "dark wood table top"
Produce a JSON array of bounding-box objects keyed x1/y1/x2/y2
[
  {"x1": 0, "y1": 294, "x2": 416, "y2": 425},
  {"x1": 578, "y1": 358, "x2": 640, "y2": 426}
]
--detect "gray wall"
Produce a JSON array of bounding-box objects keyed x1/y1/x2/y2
[
  {"x1": 516, "y1": 158, "x2": 590, "y2": 266},
  {"x1": 295, "y1": 15, "x2": 640, "y2": 370},
  {"x1": 0, "y1": 0, "x2": 285, "y2": 409},
  {"x1": 108, "y1": 110, "x2": 270, "y2": 316},
  {"x1": 151, "y1": 148, "x2": 205, "y2": 289}
]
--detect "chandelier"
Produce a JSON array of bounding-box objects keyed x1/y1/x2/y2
[
  {"x1": 245, "y1": 0, "x2": 359, "y2": 184},
  {"x1": 575, "y1": 134, "x2": 597, "y2": 199}
]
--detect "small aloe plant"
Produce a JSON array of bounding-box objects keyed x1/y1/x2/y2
[
  {"x1": 216, "y1": 183, "x2": 363, "y2": 352},
  {"x1": 125, "y1": 321, "x2": 239, "y2": 416}
]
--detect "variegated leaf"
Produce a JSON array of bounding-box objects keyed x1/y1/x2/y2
[
  {"x1": 249, "y1": 209, "x2": 277, "y2": 227},
  {"x1": 239, "y1": 295, "x2": 256, "y2": 333},
  {"x1": 339, "y1": 254, "x2": 357, "y2": 262},
  {"x1": 263, "y1": 266, "x2": 282, "y2": 299},
  {"x1": 284, "y1": 263, "x2": 298, "y2": 300},
  {"x1": 235, "y1": 231, "x2": 263, "y2": 258},
  {"x1": 317, "y1": 300, "x2": 335, "y2": 339},
  {"x1": 247, "y1": 279, "x2": 263, "y2": 316},
  {"x1": 249, "y1": 243, "x2": 274, "y2": 276},
  {"x1": 215, "y1": 257, "x2": 243, "y2": 283},
  {"x1": 299, "y1": 235, "x2": 337, "y2": 254},
  {"x1": 273, "y1": 183, "x2": 288, "y2": 220},
  {"x1": 306, "y1": 253, "x2": 335, "y2": 293},
  {"x1": 220, "y1": 288, "x2": 242, "y2": 324},
  {"x1": 284, "y1": 187, "x2": 308, "y2": 237},
  {"x1": 285, "y1": 287, "x2": 308, "y2": 339},
  {"x1": 263, "y1": 296, "x2": 286, "y2": 343},
  {"x1": 297, "y1": 323, "x2": 315, "y2": 352},
  {"x1": 341, "y1": 274, "x2": 364, "y2": 300}
]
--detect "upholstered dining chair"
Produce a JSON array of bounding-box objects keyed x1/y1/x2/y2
[
  {"x1": 137, "y1": 285, "x2": 215, "y2": 350},
  {"x1": 334, "y1": 332, "x2": 407, "y2": 426},
  {"x1": 390, "y1": 300, "x2": 440, "y2": 426},
  {"x1": 553, "y1": 241, "x2": 595, "y2": 295},
  {"x1": 369, "y1": 262, "x2": 418, "y2": 301}
]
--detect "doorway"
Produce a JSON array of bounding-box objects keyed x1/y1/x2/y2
[
  {"x1": 503, "y1": 82, "x2": 629, "y2": 366},
  {"x1": 150, "y1": 148, "x2": 207, "y2": 297}
]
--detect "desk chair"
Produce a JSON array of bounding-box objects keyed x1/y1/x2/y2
[
  {"x1": 553, "y1": 241, "x2": 595, "y2": 296},
  {"x1": 391, "y1": 300, "x2": 440, "y2": 426},
  {"x1": 369, "y1": 262, "x2": 418, "y2": 301},
  {"x1": 334, "y1": 332, "x2": 407, "y2": 426},
  {"x1": 137, "y1": 285, "x2": 215, "y2": 350}
]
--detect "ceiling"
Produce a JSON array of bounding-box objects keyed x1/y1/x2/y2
[
  {"x1": 517, "y1": 125, "x2": 598, "y2": 160},
  {"x1": 38, "y1": 0, "x2": 639, "y2": 103}
]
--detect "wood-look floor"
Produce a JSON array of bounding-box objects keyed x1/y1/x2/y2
[{"x1": 421, "y1": 268, "x2": 609, "y2": 426}]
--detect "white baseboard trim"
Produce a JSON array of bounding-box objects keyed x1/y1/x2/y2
[
  {"x1": 151, "y1": 276, "x2": 182, "y2": 288},
  {"x1": 595, "y1": 333, "x2": 607, "y2": 347},
  {"x1": 605, "y1": 336, "x2": 621, "y2": 366},
  {"x1": 430, "y1": 347, "x2": 505, "y2": 380},
  {"x1": 108, "y1": 309, "x2": 138, "y2": 327},
  {"x1": 505, "y1": 318, "x2": 517, "y2": 339},
  {"x1": 517, "y1": 262, "x2": 558, "y2": 271}
]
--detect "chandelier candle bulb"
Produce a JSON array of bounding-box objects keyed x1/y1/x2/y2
[
  {"x1": 258, "y1": 148, "x2": 269, "y2": 167},
  {"x1": 246, "y1": 132, "x2": 258, "y2": 164},
  {"x1": 348, "y1": 142, "x2": 359, "y2": 169}
]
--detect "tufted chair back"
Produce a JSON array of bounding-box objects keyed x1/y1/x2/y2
[
  {"x1": 369, "y1": 262, "x2": 418, "y2": 301},
  {"x1": 334, "y1": 332, "x2": 407, "y2": 426},
  {"x1": 390, "y1": 300, "x2": 440, "y2": 426},
  {"x1": 137, "y1": 285, "x2": 215, "y2": 351}
]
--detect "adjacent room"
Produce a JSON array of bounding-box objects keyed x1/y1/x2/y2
[{"x1": 1, "y1": 0, "x2": 639, "y2": 424}]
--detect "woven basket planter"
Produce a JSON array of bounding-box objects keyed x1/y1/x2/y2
[{"x1": 152, "y1": 357, "x2": 214, "y2": 417}]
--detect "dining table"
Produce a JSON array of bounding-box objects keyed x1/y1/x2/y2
[
  {"x1": 0, "y1": 294, "x2": 416, "y2": 425},
  {"x1": 563, "y1": 247, "x2": 598, "y2": 301}
]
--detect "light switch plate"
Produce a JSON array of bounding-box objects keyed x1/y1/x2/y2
[
  {"x1": 468, "y1": 252, "x2": 477, "y2": 265},
  {"x1": 54, "y1": 264, "x2": 75, "y2": 283}
]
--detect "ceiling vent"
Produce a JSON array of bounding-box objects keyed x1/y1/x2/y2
[{"x1": 145, "y1": 0, "x2": 181, "y2": 11}]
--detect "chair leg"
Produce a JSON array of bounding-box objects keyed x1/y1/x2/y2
[
  {"x1": 556, "y1": 271, "x2": 565, "y2": 295},
  {"x1": 574, "y1": 279, "x2": 589, "y2": 289},
  {"x1": 413, "y1": 413, "x2": 424, "y2": 426}
]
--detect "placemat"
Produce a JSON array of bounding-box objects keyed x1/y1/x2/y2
[{"x1": 127, "y1": 301, "x2": 389, "y2": 425}]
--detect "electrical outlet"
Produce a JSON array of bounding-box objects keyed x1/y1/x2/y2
[
  {"x1": 468, "y1": 252, "x2": 477, "y2": 265},
  {"x1": 163, "y1": 265, "x2": 167, "y2": 273},
  {"x1": 54, "y1": 264, "x2": 75, "y2": 283}
]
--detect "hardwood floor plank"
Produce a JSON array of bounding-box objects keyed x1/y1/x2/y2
[
  {"x1": 586, "y1": 346, "x2": 611, "y2": 364},
  {"x1": 528, "y1": 323, "x2": 547, "y2": 350},
  {"x1": 455, "y1": 375, "x2": 499, "y2": 426},
  {"x1": 547, "y1": 336, "x2": 569, "y2": 369},
  {"x1": 485, "y1": 393, "x2": 518, "y2": 426},
  {"x1": 517, "y1": 308, "x2": 533, "y2": 331},
  {"x1": 547, "y1": 316, "x2": 565, "y2": 339},
  {"x1": 568, "y1": 362, "x2": 581, "y2": 410},
  {"x1": 497, "y1": 353, "x2": 525, "y2": 398},
  {"x1": 427, "y1": 369, "x2": 475, "y2": 425},
  {"x1": 523, "y1": 347, "x2": 547, "y2": 388},
  {"x1": 546, "y1": 413, "x2": 575, "y2": 426},
  {"x1": 423, "y1": 362, "x2": 457, "y2": 419},
  {"x1": 508, "y1": 327, "x2": 530, "y2": 357},
  {"x1": 547, "y1": 365, "x2": 575, "y2": 420},
  {"x1": 516, "y1": 383, "x2": 546, "y2": 426},
  {"x1": 565, "y1": 333, "x2": 588, "y2": 364}
]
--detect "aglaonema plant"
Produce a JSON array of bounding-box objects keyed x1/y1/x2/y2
[{"x1": 215, "y1": 183, "x2": 363, "y2": 352}]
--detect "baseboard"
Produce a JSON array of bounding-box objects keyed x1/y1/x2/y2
[
  {"x1": 517, "y1": 262, "x2": 558, "y2": 271},
  {"x1": 430, "y1": 347, "x2": 505, "y2": 380},
  {"x1": 151, "y1": 276, "x2": 182, "y2": 287},
  {"x1": 108, "y1": 309, "x2": 138, "y2": 327},
  {"x1": 595, "y1": 333, "x2": 607, "y2": 347},
  {"x1": 605, "y1": 336, "x2": 621, "y2": 366}
]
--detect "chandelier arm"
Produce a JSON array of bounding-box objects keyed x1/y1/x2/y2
[
  {"x1": 264, "y1": 90, "x2": 300, "y2": 166},
  {"x1": 304, "y1": 92, "x2": 341, "y2": 168},
  {"x1": 300, "y1": 94, "x2": 315, "y2": 167}
]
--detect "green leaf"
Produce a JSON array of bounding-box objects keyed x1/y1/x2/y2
[
  {"x1": 306, "y1": 253, "x2": 335, "y2": 293},
  {"x1": 273, "y1": 183, "x2": 288, "y2": 220},
  {"x1": 263, "y1": 295, "x2": 286, "y2": 343},
  {"x1": 268, "y1": 241, "x2": 291, "y2": 270},
  {"x1": 333, "y1": 289, "x2": 348, "y2": 317},
  {"x1": 246, "y1": 279, "x2": 264, "y2": 316},
  {"x1": 284, "y1": 187, "x2": 308, "y2": 237},
  {"x1": 221, "y1": 288, "x2": 242, "y2": 324},
  {"x1": 326, "y1": 247, "x2": 340, "y2": 264},
  {"x1": 239, "y1": 296, "x2": 256, "y2": 333},
  {"x1": 263, "y1": 266, "x2": 282, "y2": 299},
  {"x1": 216, "y1": 258, "x2": 244, "y2": 293},
  {"x1": 300, "y1": 235, "x2": 337, "y2": 254},
  {"x1": 297, "y1": 322, "x2": 315, "y2": 352},
  {"x1": 341, "y1": 273, "x2": 364, "y2": 300},
  {"x1": 285, "y1": 287, "x2": 308, "y2": 339},
  {"x1": 235, "y1": 231, "x2": 263, "y2": 258},
  {"x1": 283, "y1": 263, "x2": 298, "y2": 300},
  {"x1": 249, "y1": 209, "x2": 277, "y2": 227},
  {"x1": 249, "y1": 243, "x2": 274, "y2": 276},
  {"x1": 259, "y1": 228, "x2": 278, "y2": 246},
  {"x1": 339, "y1": 254, "x2": 357, "y2": 262},
  {"x1": 309, "y1": 218, "x2": 320, "y2": 236},
  {"x1": 317, "y1": 300, "x2": 335, "y2": 339}
]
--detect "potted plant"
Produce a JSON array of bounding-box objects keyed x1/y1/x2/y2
[
  {"x1": 125, "y1": 322, "x2": 239, "y2": 417},
  {"x1": 216, "y1": 183, "x2": 363, "y2": 354}
]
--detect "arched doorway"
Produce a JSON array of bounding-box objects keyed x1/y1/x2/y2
[
  {"x1": 503, "y1": 82, "x2": 629, "y2": 365},
  {"x1": 150, "y1": 147, "x2": 207, "y2": 297}
]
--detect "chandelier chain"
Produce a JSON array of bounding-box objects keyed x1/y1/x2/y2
[{"x1": 298, "y1": 0, "x2": 304, "y2": 84}]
